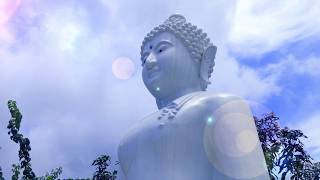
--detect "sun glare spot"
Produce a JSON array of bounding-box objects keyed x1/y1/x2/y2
[
  {"x1": 112, "y1": 57, "x2": 136, "y2": 80},
  {"x1": 207, "y1": 117, "x2": 213, "y2": 124},
  {"x1": 59, "y1": 23, "x2": 81, "y2": 51},
  {"x1": 236, "y1": 129, "x2": 258, "y2": 153}
]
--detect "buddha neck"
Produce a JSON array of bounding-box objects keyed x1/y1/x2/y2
[{"x1": 156, "y1": 88, "x2": 203, "y2": 109}]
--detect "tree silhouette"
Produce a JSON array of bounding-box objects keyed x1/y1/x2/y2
[
  {"x1": 255, "y1": 112, "x2": 320, "y2": 179},
  {"x1": 11, "y1": 164, "x2": 21, "y2": 180},
  {"x1": 7, "y1": 100, "x2": 36, "y2": 179},
  {"x1": 3, "y1": 100, "x2": 118, "y2": 180},
  {"x1": 92, "y1": 155, "x2": 118, "y2": 180},
  {"x1": 0, "y1": 166, "x2": 4, "y2": 180}
]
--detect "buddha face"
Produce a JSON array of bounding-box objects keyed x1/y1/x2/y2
[{"x1": 141, "y1": 32, "x2": 201, "y2": 99}]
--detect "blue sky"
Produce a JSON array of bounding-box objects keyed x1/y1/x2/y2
[{"x1": 0, "y1": 0, "x2": 320, "y2": 179}]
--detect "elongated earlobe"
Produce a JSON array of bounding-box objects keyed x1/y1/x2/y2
[{"x1": 200, "y1": 46, "x2": 217, "y2": 89}]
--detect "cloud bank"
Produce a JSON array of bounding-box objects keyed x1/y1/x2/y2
[{"x1": 0, "y1": 0, "x2": 319, "y2": 179}]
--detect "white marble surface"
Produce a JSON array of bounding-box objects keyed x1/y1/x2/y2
[
  {"x1": 118, "y1": 15, "x2": 269, "y2": 180},
  {"x1": 118, "y1": 92, "x2": 269, "y2": 180}
]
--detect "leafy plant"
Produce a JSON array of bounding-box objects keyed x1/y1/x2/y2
[
  {"x1": 255, "y1": 112, "x2": 319, "y2": 179},
  {"x1": 254, "y1": 112, "x2": 282, "y2": 179},
  {"x1": 92, "y1": 155, "x2": 117, "y2": 180},
  {"x1": 0, "y1": 166, "x2": 5, "y2": 180},
  {"x1": 7, "y1": 100, "x2": 36, "y2": 180},
  {"x1": 11, "y1": 163, "x2": 21, "y2": 180},
  {"x1": 3, "y1": 100, "x2": 118, "y2": 180},
  {"x1": 277, "y1": 127, "x2": 313, "y2": 179},
  {"x1": 37, "y1": 166, "x2": 62, "y2": 180}
]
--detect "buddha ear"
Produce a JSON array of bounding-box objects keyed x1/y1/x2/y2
[{"x1": 200, "y1": 45, "x2": 217, "y2": 84}]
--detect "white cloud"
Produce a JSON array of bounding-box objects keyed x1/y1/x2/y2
[
  {"x1": 228, "y1": 0, "x2": 320, "y2": 56},
  {"x1": 41, "y1": 6, "x2": 90, "y2": 53},
  {"x1": 0, "y1": 25, "x2": 15, "y2": 54},
  {"x1": 46, "y1": 21, "x2": 81, "y2": 51},
  {"x1": 209, "y1": 47, "x2": 281, "y2": 101},
  {"x1": 263, "y1": 55, "x2": 320, "y2": 81},
  {"x1": 2, "y1": 0, "x2": 318, "y2": 179}
]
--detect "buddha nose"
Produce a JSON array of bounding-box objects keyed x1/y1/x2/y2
[{"x1": 145, "y1": 53, "x2": 157, "y2": 70}]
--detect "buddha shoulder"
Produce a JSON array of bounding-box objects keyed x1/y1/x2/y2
[{"x1": 189, "y1": 92, "x2": 247, "y2": 111}]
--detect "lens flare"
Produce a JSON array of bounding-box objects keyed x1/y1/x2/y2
[
  {"x1": 207, "y1": 116, "x2": 213, "y2": 124},
  {"x1": 0, "y1": 0, "x2": 21, "y2": 25},
  {"x1": 236, "y1": 129, "x2": 258, "y2": 153},
  {"x1": 203, "y1": 100, "x2": 268, "y2": 179},
  {"x1": 112, "y1": 57, "x2": 136, "y2": 80}
]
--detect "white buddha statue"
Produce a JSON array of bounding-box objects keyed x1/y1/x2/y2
[{"x1": 118, "y1": 14, "x2": 269, "y2": 180}]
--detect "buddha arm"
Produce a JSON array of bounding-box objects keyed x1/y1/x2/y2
[{"x1": 202, "y1": 95, "x2": 269, "y2": 179}]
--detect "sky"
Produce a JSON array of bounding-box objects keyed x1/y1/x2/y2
[{"x1": 0, "y1": 0, "x2": 320, "y2": 179}]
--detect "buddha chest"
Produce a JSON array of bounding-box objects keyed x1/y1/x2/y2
[
  {"x1": 118, "y1": 93, "x2": 269, "y2": 180},
  {"x1": 118, "y1": 96, "x2": 226, "y2": 180}
]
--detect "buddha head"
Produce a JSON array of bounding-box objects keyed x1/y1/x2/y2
[{"x1": 141, "y1": 14, "x2": 217, "y2": 102}]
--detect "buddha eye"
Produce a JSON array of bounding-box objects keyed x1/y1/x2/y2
[
  {"x1": 157, "y1": 45, "x2": 169, "y2": 54},
  {"x1": 155, "y1": 41, "x2": 173, "y2": 54},
  {"x1": 142, "y1": 56, "x2": 148, "y2": 65},
  {"x1": 141, "y1": 53, "x2": 149, "y2": 65}
]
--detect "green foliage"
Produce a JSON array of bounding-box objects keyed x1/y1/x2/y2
[
  {"x1": 277, "y1": 127, "x2": 313, "y2": 179},
  {"x1": 3, "y1": 100, "x2": 117, "y2": 180},
  {"x1": 37, "y1": 167, "x2": 62, "y2": 180},
  {"x1": 0, "y1": 146, "x2": 3, "y2": 180},
  {"x1": 11, "y1": 164, "x2": 21, "y2": 180},
  {"x1": 92, "y1": 155, "x2": 117, "y2": 180},
  {"x1": 7, "y1": 100, "x2": 36, "y2": 180},
  {"x1": 254, "y1": 113, "x2": 281, "y2": 179},
  {"x1": 255, "y1": 112, "x2": 320, "y2": 179},
  {"x1": 0, "y1": 166, "x2": 5, "y2": 180}
]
